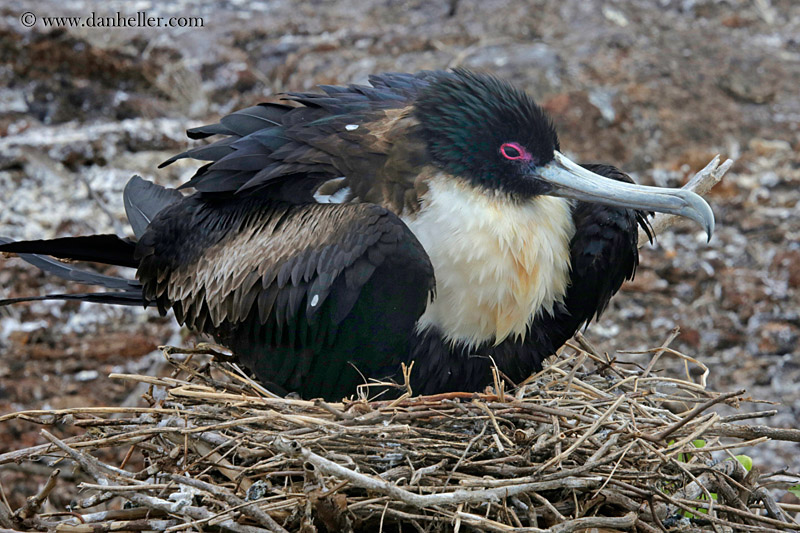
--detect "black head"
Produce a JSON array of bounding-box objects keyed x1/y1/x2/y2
[{"x1": 413, "y1": 68, "x2": 560, "y2": 197}]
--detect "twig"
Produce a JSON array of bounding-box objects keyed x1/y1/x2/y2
[
  {"x1": 410, "y1": 459, "x2": 448, "y2": 486},
  {"x1": 706, "y1": 422, "x2": 800, "y2": 442},
  {"x1": 40, "y1": 431, "x2": 273, "y2": 533},
  {"x1": 536, "y1": 394, "x2": 625, "y2": 473},
  {"x1": 442, "y1": 422, "x2": 488, "y2": 487},
  {"x1": 273, "y1": 437, "x2": 601, "y2": 507},
  {"x1": 0, "y1": 490, "x2": 13, "y2": 530},
  {"x1": 719, "y1": 410, "x2": 778, "y2": 423},
  {"x1": 474, "y1": 400, "x2": 515, "y2": 448},
  {"x1": 530, "y1": 491, "x2": 566, "y2": 522},
  {"x1": 665, "y1": 495, "x2": 800, "y2": 531},
  {"x1": 638, "y1": 155, "x2": 733, "y2": 246},
  {"x1": 640, "y1": 327, "x2": 681, "y2": 379},
  {"x1": 549, "y1": 511, "x2": 637, "y2": 533},
  {"x1": 754, "y1": 487, "x2": 791, "y2": 523},
  {"x1": 452, "y1": 509, "x2": 637, "y2": 533},
  {"x1": 50, "y1": 518, "x2": 178, "y2": 532},
  {"x1": 649, "y1": 389, "x2": 744, "y2": 442},
  {"x1": 78, "y1": 483, "x2": 170, "y2": 491},
  {"x1": 167, "y1": 474, "x2": 289, "y2": 533},
  {"x1": 313, "y1": 399, "x2": 353, "y2": 420}
]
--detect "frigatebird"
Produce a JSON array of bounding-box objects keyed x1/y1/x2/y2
[{"x1": 0, "y1": 69, "x2": 714, "y2": 400}]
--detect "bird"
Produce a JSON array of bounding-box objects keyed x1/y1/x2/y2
[{"x1": 0, "y1": 68, "x2": 714, "y2": 400}]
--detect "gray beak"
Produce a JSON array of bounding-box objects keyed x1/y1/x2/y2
[{"x1": 538, "y1": 151, "x2": 714, "y2": 239}]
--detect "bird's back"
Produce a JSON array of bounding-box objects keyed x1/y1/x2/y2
[{"x1": 162, "y1": 71, "x2": 440, "y2": 213}]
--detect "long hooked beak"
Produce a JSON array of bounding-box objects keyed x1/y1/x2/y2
[{"x1": 537, "y1": 151, "x2": 714, "y2": 240}]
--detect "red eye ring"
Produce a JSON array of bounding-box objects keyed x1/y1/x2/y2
[{"x1": 500, "y1": 142, "x2": 528, "y2": 161}]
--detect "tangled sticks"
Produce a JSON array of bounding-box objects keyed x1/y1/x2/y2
[{"x1": 1, "y1": 330, "x2": 799, "y2": 533}]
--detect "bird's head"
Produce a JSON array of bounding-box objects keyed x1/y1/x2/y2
[
  {"x1": 413, "y1": 68, "x2": 714, "y2": 238},
  {"x1": 414, "y1": 68, "x2": 560, "y2": 197}
]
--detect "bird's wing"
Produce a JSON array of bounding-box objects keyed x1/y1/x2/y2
[
  {"x1": 160, "y1": 72, "x2": 441, "y2": 215},
  {"x1": 565, "y1": 164, "x2": 652, "y2": 322},
  {"x1": 135, "y1": 193, "x2": 434, "y2": 397},
  {"x1": 123, "y1": 175, "x2": 185, "y2": 238}
]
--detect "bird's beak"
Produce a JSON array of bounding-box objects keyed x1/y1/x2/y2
[{"x1": 537, "y1": 151, "x2": 714, "y2": 239}]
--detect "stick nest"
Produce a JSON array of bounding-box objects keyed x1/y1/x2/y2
[{"x1": 2, "y1": 333, "x2": 799, "y2": 533}]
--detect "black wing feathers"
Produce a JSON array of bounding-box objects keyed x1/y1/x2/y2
[
  {"x1": 133, "y1": 191, "x2": 433, "y2": 398},
  {"x1": 136, "y1": 193, "x2": 432, "y2": 334},
  {"x1": 123, "y1": 176, "x2": 185, "y2": 238},
  {"x1": 160, "y1": 73, "x2": 431, "y2": 196}
]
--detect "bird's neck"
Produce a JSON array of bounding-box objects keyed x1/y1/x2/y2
[{"x1": 402, "y1": 174, "x2": 575, "y2": 348}]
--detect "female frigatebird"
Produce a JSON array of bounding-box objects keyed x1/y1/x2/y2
[{"x1": 0, "y1": 69, "x2": 713, "y2": 400}]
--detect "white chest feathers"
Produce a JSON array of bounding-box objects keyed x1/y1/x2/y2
[{"x1": 403, "y1": 176, "x2": 576, "y2": 347}]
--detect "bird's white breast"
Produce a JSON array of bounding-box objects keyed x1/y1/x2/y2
[{"x1": 403, "y1": 175, "x2": 575, "y2": 347}]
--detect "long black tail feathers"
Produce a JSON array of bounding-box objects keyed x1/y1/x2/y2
[
  {"x1": 0, "y1": 236, "x2": 144, "y2": 308},
  {"x1": 0, "y1": 234, "x2": 138, "y2": 267},
  {"x1": 0, "y1": 175, "x2": 182, "y2": 309},
  {"x1": 0, "y1": 291, "x2": 144, "y2": 307}
]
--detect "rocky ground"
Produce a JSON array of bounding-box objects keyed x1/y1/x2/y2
[{"x1": 0, "y1": 0, "x2": 798, "y2": 511}]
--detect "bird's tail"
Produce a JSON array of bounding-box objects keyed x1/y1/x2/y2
[{"x1": 0, "y1": 235, "x2": 145, "y2": 307}]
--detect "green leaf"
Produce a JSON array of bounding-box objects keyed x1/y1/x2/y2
[
  {"x1": 789, "y1": 484, "x2": 800, "y2": 498},
  {"x1": 734, "y1": 455, "x2": 753, "y2": 472}
]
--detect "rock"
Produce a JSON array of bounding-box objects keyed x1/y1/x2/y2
[
  {"x1": 749, "y1": 138, "x2": 792, "y2": 157},
  {"x1": 771, "y1": 250, "x2": 800, "y2": 288},
  {"x1": 756, "y1": 322, "x2": 799, "y2": 355},
  {"x1": 718, "y1": 56, "x2": 778, "y2": 104}
]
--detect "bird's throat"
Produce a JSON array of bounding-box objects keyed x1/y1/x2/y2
[{"x1": 403, "y1": 174, "x2": 575, "y2": 348}]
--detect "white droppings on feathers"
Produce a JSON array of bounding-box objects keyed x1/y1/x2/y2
[
  {"x1": 313, "y1": 177, "x2": 351, "y2": 204},
  {"x1": 310, "y1": 294, "x2": 319, "y2": 307},
  {"x1": 345, "y1": 124, "x2": 359, "y2": 131},
  {"x1": 314, "y1": 186, "x2": 351, "y2": 204}
]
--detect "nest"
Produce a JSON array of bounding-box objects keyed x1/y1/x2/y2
[{"x1": 2, "y1": 332, "x2": 799, "y2": 533}]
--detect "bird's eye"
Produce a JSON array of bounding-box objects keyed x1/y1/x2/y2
[{"x1": 500, "y1": 142, "x2": 526, "y2": 160}]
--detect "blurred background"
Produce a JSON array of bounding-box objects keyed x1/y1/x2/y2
[{"x1": 0, "y1": 0, "x2": 798, "y2": 507}]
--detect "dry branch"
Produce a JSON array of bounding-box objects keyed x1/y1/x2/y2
[{"x1": 12, "y1": 469, "x2": 59, "y2": 521}]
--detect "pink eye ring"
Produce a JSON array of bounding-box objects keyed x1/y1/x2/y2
[{"x1": 500, "y1": 142, "x2": 529, "y2": 161}]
